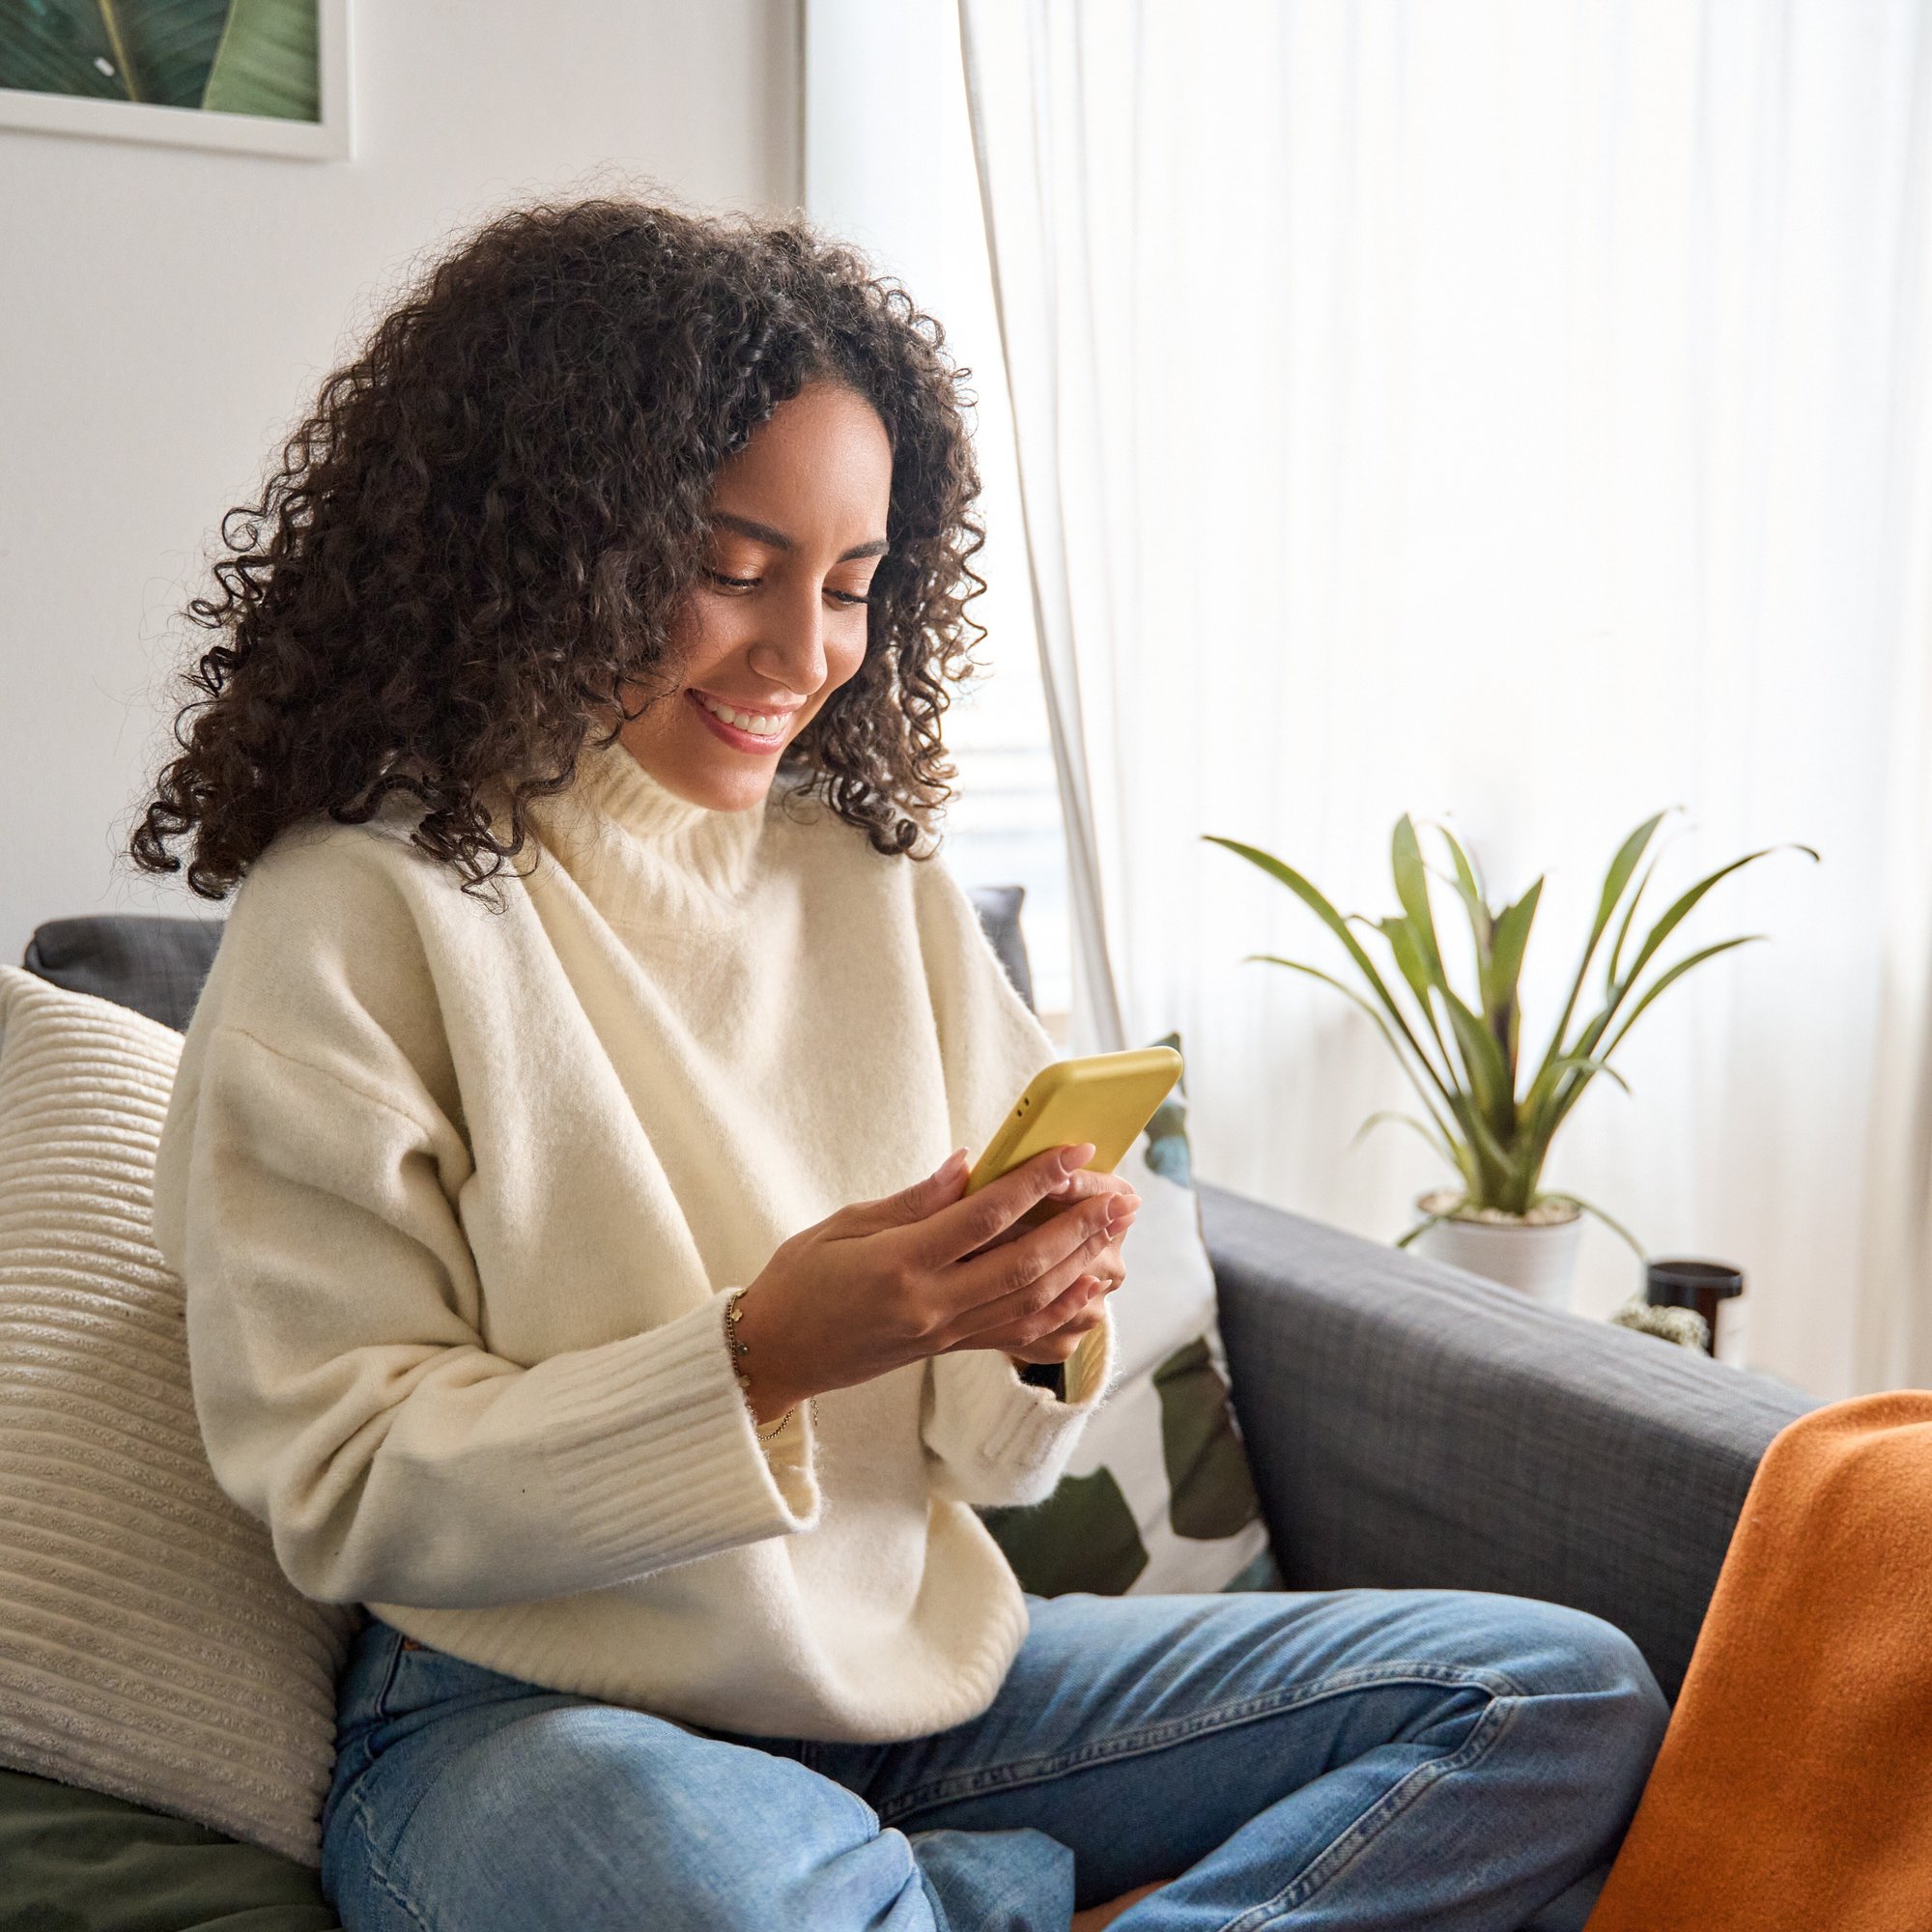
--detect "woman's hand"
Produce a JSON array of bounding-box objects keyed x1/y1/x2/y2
[
  {"x1": 726, "y1": 1144, "x2": 1140, "y2": 1422},
  {"x1": 962, "y1": 1162, "x2": 1140, "y2": 1368}
]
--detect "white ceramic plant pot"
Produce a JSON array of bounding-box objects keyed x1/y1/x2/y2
[{"x1": 1410, "y1": 1192, "x2": 1585, "y2": 1308}]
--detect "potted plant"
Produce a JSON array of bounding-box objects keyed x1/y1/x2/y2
[{"x1": 1202, "y1": 811, "x2": 1816, "y2": 1305}]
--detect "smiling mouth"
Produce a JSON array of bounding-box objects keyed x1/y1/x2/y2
[{"x1": 687, "y1": 687, "x2": 796, "y2": 750}]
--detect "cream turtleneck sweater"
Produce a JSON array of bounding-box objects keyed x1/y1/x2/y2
[{"x1": 149, "y1": 735, "x2": 1116, "y2": 1743}]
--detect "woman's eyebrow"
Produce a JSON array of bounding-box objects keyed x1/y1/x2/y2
[{"x1": 710, "y1": 510, "x2": 888, "y2": 561}]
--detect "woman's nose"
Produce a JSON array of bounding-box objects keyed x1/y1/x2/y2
[{"x1": 759, "y1": 583, "x2": 833, "y2": 688}]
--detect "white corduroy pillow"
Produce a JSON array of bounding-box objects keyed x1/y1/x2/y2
[{"x1": 0, "y1": 964, "x2": 356, "y2": 1867}]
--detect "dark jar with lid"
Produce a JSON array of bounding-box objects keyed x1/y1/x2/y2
[{"x1": 1645, "y1": 1259, "x2": 1745, "y2": 1355}]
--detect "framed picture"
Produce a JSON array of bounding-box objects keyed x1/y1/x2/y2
[{"x1": 0, "y1": 0, "x2": 351, "y2": 160}]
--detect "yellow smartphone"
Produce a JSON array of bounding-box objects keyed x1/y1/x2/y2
[{"x1": 963, "y1": 1046, "x2": 1183, "y2": 1225}]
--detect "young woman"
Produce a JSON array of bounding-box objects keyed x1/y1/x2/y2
[{"x1": 134, "y1": 193, "x2": 1666, "y2": 1932}]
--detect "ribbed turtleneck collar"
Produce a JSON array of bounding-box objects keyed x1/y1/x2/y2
[
  {"x1": 532, "y1": 733, "x2": 778, "y2": 916},
  {"x1": 573, "y1": 734, "x2": 731, "y2": 838}
]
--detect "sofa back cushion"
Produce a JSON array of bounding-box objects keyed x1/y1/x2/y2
[
  {"x1": 23, "y1": 889, "x2": 1037, "y2": 1029},
  {"x1": 22, "y1": 915, "x2": 225, "y2": 1033}
]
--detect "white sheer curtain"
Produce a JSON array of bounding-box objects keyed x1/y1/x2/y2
[
  {"x1": 806, "y1": 0, "x2": 1082, "y2": 1029},
  {"x1": 957, "y1": 0, "x2": 1932, "y2": 1400}
]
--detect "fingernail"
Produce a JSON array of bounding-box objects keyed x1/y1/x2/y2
[
  {"x1": 935, "y1": 1148, "x2": 967, "y2": 1180},
  {"x1": 1061, "y1": 1143, "x2": 1095, "y2": 1175}
]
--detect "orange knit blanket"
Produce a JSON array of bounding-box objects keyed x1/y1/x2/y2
[{"x1": 1583, "y1": 1390, "x2": 1932, "y2": 1932}]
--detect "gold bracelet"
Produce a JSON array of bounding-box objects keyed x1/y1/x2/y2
[
  {"x1": 724, "y1": 1284, "x2": 756, "y2": 1406},
  {"x1": 724, "y1": 1286, "x2": 818, "y2": 1442}
]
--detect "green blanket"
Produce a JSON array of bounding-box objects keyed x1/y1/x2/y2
[{"x1": 0, "y1": 1769, "x2": 338, "y2": 1932}]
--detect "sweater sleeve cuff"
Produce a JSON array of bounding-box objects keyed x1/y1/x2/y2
[
  {"x1": 754, "y1": 1401, "x2": 817, "y2": 1488},
  {"x1": 929, "y1": 1302, "x2": 1117, "y2": 1498},
  {"x1": 539, "y1": 1293, "x2": 820, "y2": 1582}
]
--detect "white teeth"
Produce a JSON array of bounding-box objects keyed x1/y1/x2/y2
[{"x1": 696, "y1": 693, "x2": 786, "y2": 737}]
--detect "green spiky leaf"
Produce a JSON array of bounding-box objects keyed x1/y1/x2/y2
[{"x1": 1206, "y1": 813, "x2": 1812, "y2": 1233}]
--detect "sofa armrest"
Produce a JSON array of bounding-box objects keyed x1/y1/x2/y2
[{"x1": 1196, "y1": 1179, "x2": 1819, "y2": 1698}]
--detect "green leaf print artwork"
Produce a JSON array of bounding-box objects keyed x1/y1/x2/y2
[{"x1": 0, "y1": 0, "x2": 320, "y2": 123}]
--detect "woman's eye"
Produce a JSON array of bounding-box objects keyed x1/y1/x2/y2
[{"x1": 707, "y1": 568, "x2": 869, "y2": 607}]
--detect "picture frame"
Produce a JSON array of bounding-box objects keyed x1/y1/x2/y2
[{"x1": 0, "y1": 0, "x2": 352, "y2": 161}]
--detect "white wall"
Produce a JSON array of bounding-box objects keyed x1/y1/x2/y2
[{"x1": 0, "y1": 0, "x2": 801, "y2": 965}]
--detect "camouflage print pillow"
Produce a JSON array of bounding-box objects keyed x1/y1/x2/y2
[{"x1": 979, "y1": 1032, "x2": 1282, "y2": 1596}]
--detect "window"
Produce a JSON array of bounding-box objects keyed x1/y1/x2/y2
[{"x1": 805, "y1": 0, "x2": 1071, "y2": 1036}]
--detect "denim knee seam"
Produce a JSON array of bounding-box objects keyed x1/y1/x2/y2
[
  {"x1": 1216, "y1": 1687, "x2": 1521, "y2": 1932},
  {"x1": 340, "y1": 1708, "x2": 494, "y2": 1887},
  {"x1": 874, "y1": 1661, "x2": 1526, "y2": 1826},
  {"x1": 340, "y1": 1786, "x2": 445, "y2": 1932}
]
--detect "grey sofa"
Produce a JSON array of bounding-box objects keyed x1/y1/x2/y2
[{"x1": 3, "y1": 895, "x2": 1819, "y2": 1929}]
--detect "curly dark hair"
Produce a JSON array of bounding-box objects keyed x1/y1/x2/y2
[{"x1": 128, "y1": 187, "x2": 994, "y2": 908}]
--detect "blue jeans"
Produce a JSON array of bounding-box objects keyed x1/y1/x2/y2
[{"x1": 321, "y1": 1586, "x2": 1666, "y2": 1931}]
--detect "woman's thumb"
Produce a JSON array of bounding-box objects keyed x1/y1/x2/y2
[
  {"x1": 852, "y1": 1150, "x2": 972, "y2": 1234},
  {"x1": 905, "y1": 1148, "x2": 968, "y2": 1204}
]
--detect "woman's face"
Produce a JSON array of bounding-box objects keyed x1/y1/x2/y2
[{"x1": 610, "y1": 378, "x2": 894, "y2": 813}]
